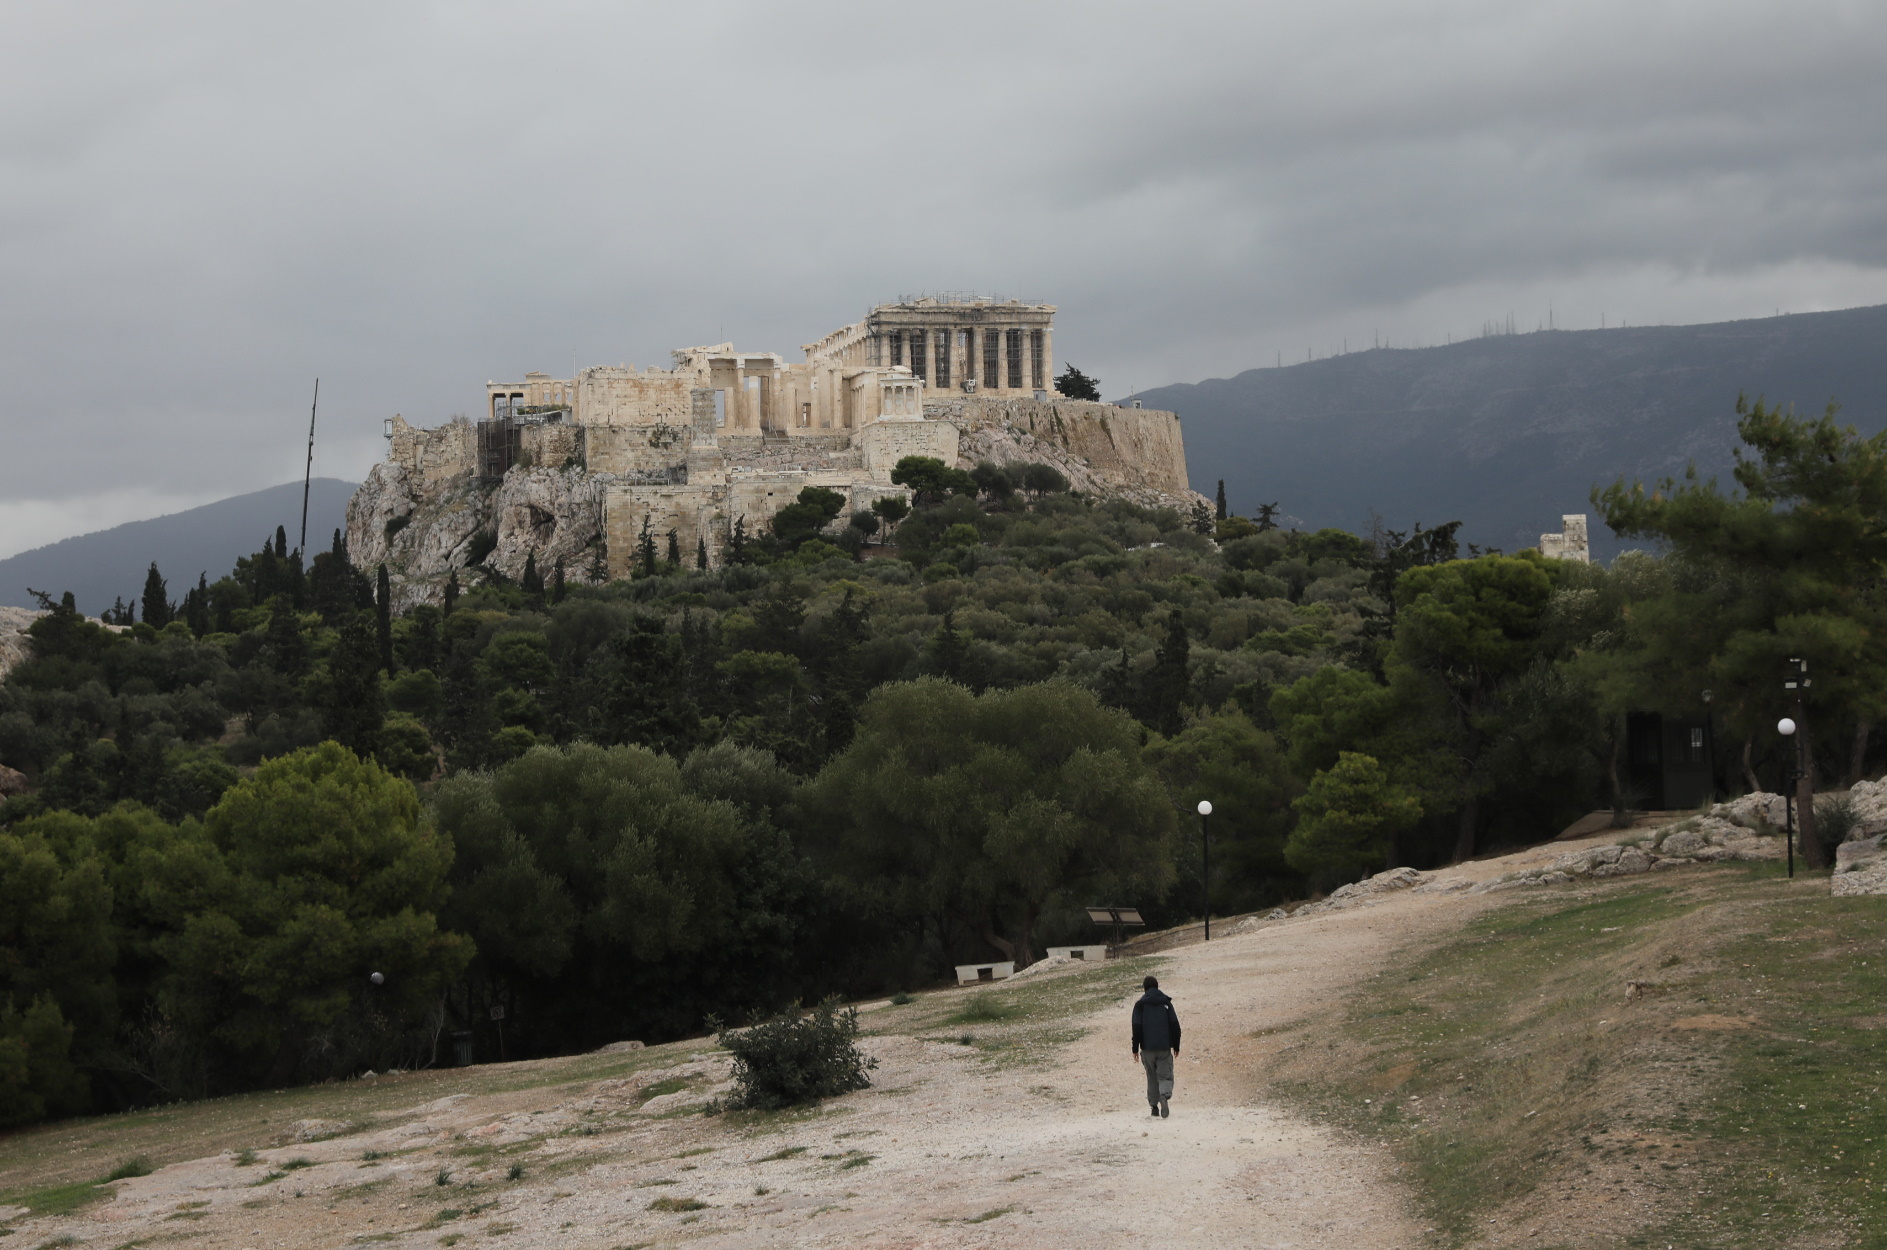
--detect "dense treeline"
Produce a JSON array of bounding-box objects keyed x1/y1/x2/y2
[{"x1": 6, "y1": 402, "x2": 1885, "y2": 1127}]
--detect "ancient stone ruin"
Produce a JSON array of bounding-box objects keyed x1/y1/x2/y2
[{"x1": 345, "y1": 297, "x2": 1197, "y2": 605}]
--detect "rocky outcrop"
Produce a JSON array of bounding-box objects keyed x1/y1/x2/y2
[
  {"x1": 0, "y1": 607, "x2": 45, "y2": 683},
  {"x1": 345, "y1": 464, "x2": 607, "y2": 611},
  {"x1": 930, "y1": 395, "x2": 1205, "y2": 513},
  {"x1": 1833, "y1": 834, "x2": 1887, "y2": 896}
]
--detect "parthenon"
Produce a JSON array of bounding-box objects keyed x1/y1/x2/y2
[{"x1": 483, "y1": 296, "x2": 1058, "y2": 436}]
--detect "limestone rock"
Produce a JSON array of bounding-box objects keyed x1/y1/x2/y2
[
  {"x1": 0, "y1": 606, "x2": 45, "y2": 684},
  {"x1": 595, "y1": 1040, "x2": 645, "y2": 1053},
  {"x1": 1832, "y1": 834, "x2": 1887, "y2": 896},
  {"x1": 346, "y1": 463, "x2": 607, "y2": 611},
  {"x1": 1845, "y1": 778, "x2": 1887, "y2": 828},
  {"x1": 0, "y1": 765, "x2": 26, "y2": 797},
  {"x1": 1710, "y1": 791, "x2": 1788, "y2": 829}
]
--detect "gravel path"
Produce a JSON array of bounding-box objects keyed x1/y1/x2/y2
[{"x1": 17, "y1": 839, "x2": 1615, "y2": 1249}]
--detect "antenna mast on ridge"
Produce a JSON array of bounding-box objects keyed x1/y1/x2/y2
[{"x1": 299, "y1": 378, "x2": 319, "y2": 554}]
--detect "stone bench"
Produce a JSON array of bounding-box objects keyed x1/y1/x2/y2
[
  {"x1": 1044, "y1": 945, "x2": 1108, "y2": 962},
  {"x1": 954, "y1": 961, "x2": 1016, "y2": 986}
]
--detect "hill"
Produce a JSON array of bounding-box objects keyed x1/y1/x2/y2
[
  {"x1": 0, "y1": 479, "x2": 356, "y2": 617},
  {"x1": 1136, "y1": 304, "x2": 1887, "y2": 556},
  {"x1": 0, "y1": 841, "x2": 1873, "y2": 1248}
]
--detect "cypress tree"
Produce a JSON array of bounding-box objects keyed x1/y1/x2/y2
[
  {"x1": 637, "y1": 517, "x2": 658, "y2": 578},
  {"x1": 1215, "y1": 480, "x2": 1227, "y2": 521},
  {"x1": 186, "y1": 572, "x2": 211, "y2": 636},
  {"x1": 140, "y1": 562, "x2": 173, "y2": 629},
  {"x1": 522, "y1": 551, "x2": 544, "y2": 600},
  {"x1": 375, "y1": 563, "x2": 395, "y2": 674},
  {"x1": 666, "y1": 529, "x2": 681, "y2": 568},
  {"x1": 274, "y1": 526, "x2": 288, "y2": 560},
  {"x1": 443, "y1": 571, "x2": 460, "y2": 616},
  {"x1": 929, "y1": 608, "x2": 972, "y2": 685},
  {"x1": 551, "y1": 557, "x2": 566, "y2": 603},
  {"x1": 696, "y1": 534, "x2": 709, "y2": 570}
]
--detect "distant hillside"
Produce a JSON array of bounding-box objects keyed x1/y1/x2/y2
[
  {"x1": 1135, "y1": 304, "x2": 1887, "y2": 557},
  {"x1": 0, "y1": 479, "x2": 357, "y2": 616}
]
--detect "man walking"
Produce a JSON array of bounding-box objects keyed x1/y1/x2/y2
[{"x1": 1131, "y1": 975, "x2": 1181, "y2": 1118}]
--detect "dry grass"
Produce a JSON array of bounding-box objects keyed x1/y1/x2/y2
[{"x1": 1266, "y1": 861, "x2": 1887, "y2": 1248}]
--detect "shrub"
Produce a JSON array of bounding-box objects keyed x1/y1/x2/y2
[
  {"x1": 107, "y1": 1156, "x2": 155, "y2": 1181},
  {"x1": 1816, "y1": 793, "x2": 1860, "y2": 854},
  {"x1": 716, "y1": 998, "x2": 876, "y2": 1111}
]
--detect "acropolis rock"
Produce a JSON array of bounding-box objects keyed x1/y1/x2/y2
[{"x1": 346, "y1": 298, "x2": 1201, "y2": 606}]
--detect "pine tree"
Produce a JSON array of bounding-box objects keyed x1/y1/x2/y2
[
  {"x1": 375, "y1": 563, "x2": 395, "y2": 674},
  {"x1": 1255, "y1": 502, "x2": 1280, "y2": 532},
  {"x1": 551, "y1": 557, "x2": 566, "y2": 603},
  {"x1": 666, "y1": 529, "x2": 681, "y2": 568},
  {"x1": 696, "y1": 534, "x2": 709, "y2": 570},
  {"x1": 140, "y1": 562, "x2": 173, "y2": 629},
  {"x1": 1215, "y1": 480, "x2": 1227, "y2": 521}
]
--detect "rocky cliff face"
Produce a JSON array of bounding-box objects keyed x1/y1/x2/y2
[
  {"x1": 928, "y1": 397, "x2": 1196, "y2": 509},
  {"x1": 346, "y1": 464, "x2": 607, "y2": 611},
  {"x1": 0, "y1": 607, "x2": 45, "y2": 682}
]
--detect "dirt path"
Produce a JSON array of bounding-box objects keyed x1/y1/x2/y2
[{"x1": 5, "y1": 839, "x2": 1616, "y2": 1250}]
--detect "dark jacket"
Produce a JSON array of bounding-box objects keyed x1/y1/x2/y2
[{"x1": 1131, "y1": 989, "x2": 1181, "y2": 1055}]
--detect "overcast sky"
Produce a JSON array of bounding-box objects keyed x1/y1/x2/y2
[{"x1": 4, "y1": 0, "x2": 1885, "y2": 557}]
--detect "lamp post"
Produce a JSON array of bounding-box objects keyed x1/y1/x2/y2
[
  {"x1": 1701, "y1": 689, "x2": 1717, "y2": 801},
  {"x1": 1779, "y1": 717, "x2": 1798, "y2": 878},
  {"x1": 1197, "y1": 800, "x2": 1213, "y2": 941}
]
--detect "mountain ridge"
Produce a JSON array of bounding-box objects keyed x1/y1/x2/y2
[
  {"x1": 0, "y1": 479, "x2": 357, "y2": 616},
  {"x1": 1134, "y1": 303, "x2": 1887, "y2": 557}
]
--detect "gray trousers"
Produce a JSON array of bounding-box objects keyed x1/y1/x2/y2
[{"x1": 1141, "y1": 1048, "x2": 1174, "y2": 1106}]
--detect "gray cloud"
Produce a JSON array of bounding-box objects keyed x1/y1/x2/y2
[{"x1": 4, "y1": 0, "x2": 1886, "y2": 554}]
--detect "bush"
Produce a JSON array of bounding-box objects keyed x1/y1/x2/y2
[
  {"x1": 1816, "y1": 793, "x2": 1860, "y2": 855},
  {"x1": 716, "y1": 998, "x2": 876, "y2": 1111}
]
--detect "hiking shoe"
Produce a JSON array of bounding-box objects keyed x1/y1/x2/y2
[
  {"x1": 1160, "y1": 1099, "x2": 1170, "y2": 1118},
  {"x1": 1150, "y1": 1106, "x2": 1160, "y2": 1117}
]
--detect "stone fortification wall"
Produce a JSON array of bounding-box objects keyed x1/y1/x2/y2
[
  {"x1": 926, "y1": 396, "x2": 1191, "y2": 498},
  {"x1": 859, "y1": 419, "x2": 959, "y2": 478},
  {"x1": 587, "y1": 424, "x2": 692, "y2": 476},
  {"x1": 577, "y1": 367, "x2": 695, "y2": 426},
  {"x1": 519, "y1": 422, "x2": 584, "y2": 469},
  {"x1": 388, "y1": 415, "x2": 477, "y2": 483}
]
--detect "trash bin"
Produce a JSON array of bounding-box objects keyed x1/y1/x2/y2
[{"x1": 451, "y1": 1030, "x2": 474, "y2": 1067}]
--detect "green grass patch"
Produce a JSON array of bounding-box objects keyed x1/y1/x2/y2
[
  {"x1": 1, "y1": 1181, "x2": 106, "y2": 1217},
  {"x1": 636, "y1": 1077, "x2": 689, "y2": 1103},
  {"x1": 753, "y1": 1145, "x2": 807, "y2": 1162},
  {"x1": 945, "y1": 994, "x2": 1022, "y2": 1025},
  {"x1": 104, "y1": 1157, "x2": 154, "y2": 1181},
  {"x1": 646, "y1": 1196, "x2": 708, "y2": 1213}
]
